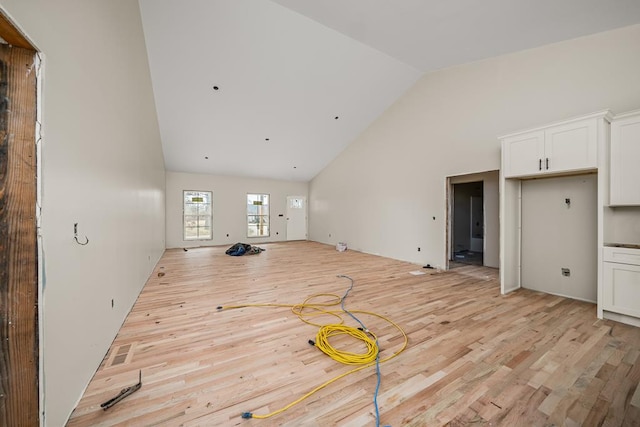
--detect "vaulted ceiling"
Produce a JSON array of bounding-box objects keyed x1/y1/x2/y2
[{"x1": 139, "y1": 0, "x2": 640, "y2": 181}]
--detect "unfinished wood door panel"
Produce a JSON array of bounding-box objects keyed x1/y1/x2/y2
[{"x1": 0, "y1": 43, "x2": 39, "y2": 426}]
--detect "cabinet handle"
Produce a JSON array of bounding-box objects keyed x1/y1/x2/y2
[
  {"x1": 539, "y1": 159, "x2": 542, "y2": 170},
  {"x1": 546, "y1": 158, "x2": 549, "y2": 170}
]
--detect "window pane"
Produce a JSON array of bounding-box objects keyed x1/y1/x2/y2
[
  {"x1": 199, "y1": 204, "x2": 212, "y2": 216},
  {"x1": 184, "y1": 204, "x2": 199, "y2": 215},
  {"x1": 184, "y1": 227, "x2": 198, "y2": 240},
  {"x1": 199, "y1": 226, "x2": 212, "y2": 239},
  {"x1": 184, "y1": 215, "x2": 198, "y2": 226}
]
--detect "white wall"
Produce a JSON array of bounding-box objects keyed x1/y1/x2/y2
[
  {"x1": 0, "y1": 1, "x2": 166, "y2": 425},
  {"x1": 309, "y1": 24, "x2": 640, "y2": 269},
  {"x1": 521, "y1": 174, "x2": 598, "y2": 302},
  {"x1": 482, "y1": 174, "x2": 500, "y2": 269},
  {"x1": 166, "y1": 172, "x2": 308, "y2": 248}
]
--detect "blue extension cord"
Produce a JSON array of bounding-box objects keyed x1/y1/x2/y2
[{"x1": 337, "y1": 275, "x2": 391, "y2": 427}]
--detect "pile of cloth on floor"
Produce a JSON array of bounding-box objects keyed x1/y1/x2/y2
[{"x1": 225, "y1": 242, "x2": 265, "y2": 256}]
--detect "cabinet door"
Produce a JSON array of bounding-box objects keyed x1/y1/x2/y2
[
  {"x1": 603, "y1": 262, "x2": 640, "y2": 318},
  {"x1": 610, "y1": 113, "x2": 640, "y2": 206},
  {"x1": 502, "y1": 131, "x2": 545, "y2": 178},
  {"x1": 544, "y1": 118, "x2": 597, "y2": 173}
]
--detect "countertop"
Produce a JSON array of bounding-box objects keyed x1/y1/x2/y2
[{"x1": 604, "y1": 243, "x2": 640, "y2": 250}]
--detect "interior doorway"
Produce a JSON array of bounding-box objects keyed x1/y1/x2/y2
[
  {"x1": 446, "y1": 171, "x2": 500, "y2": 270},
  {"x1": 452, "y1": 182, "x2": 484, "y2": 266}
]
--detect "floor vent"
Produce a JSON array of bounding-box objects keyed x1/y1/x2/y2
[{"x1": 108, "y1": 343, "x2": 134, "y2": 367}]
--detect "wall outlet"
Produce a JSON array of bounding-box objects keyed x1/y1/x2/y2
[
  {"x1": 561, "y1": 268, "x2": 570, "y2": 277},
  {"x1": 417, "y1": 247, "x2": 421, "y2": 252}
]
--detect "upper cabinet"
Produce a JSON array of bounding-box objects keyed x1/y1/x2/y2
[
  {"x1": 501, "y1": 113, "x2": 608, "y2": 179},
  {"x1": 610, "y1": 110, "x2": 640, "y2": 206},
  {"x1": 501, "y1": 131, "x2": 545, "y2": 177}
]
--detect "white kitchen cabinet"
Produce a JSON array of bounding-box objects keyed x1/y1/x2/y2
[
  {"x1": 502, "y1": 116, "x2": 599, "y2": 178},
  {"x1": 610, "y1": 110, "x2": 640, "y2": 206},
  {"x1": 603, "y1": 246, "x2": 640, "y2": 319},
  {"x1": 499, "y1": 110, "x2": 611, "y2": 298},
  {"x1": 501, "y1": 131, "x2": 544, "y2": 177}
]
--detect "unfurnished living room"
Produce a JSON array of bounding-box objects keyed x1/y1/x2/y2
[{"x1": 1, "y1": 1, "x2": 640, "y2": 426}]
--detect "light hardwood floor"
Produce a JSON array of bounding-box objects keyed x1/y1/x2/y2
[{"x1": 68, "y1": 241, "x2": 640, "y2": 426}]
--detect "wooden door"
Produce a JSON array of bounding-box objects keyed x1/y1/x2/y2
[{"x1": 0, "y1": 43, "x2": 39, "y2": 426}]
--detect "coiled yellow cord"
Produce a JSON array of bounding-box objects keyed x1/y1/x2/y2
[
  {"x1": 220, "y1": 289, "x2": 408, "y2": 420},
  {"x1": 315, "y1": 323, "x2": 378, "y2": 365}
]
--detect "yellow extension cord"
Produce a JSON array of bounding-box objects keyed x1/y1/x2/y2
[{"x1": 218, "y1": 290, "x2": 408, "y2": 420}]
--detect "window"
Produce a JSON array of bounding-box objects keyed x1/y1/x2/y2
[
  {"x1": 247, "y1": 193, "x2": 269, "y2": 237},
  {"x1": 183, "y1": 190, "x2": 212, "y2": 240},
  {"x1": 289, "y1": 197, "x2": 303, "y2": 209}
]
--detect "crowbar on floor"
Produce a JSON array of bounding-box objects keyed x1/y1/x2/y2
[{"x1": 100, "y1": 370, "x2": 142, "y2": 410}]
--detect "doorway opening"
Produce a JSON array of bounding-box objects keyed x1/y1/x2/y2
[
  {"x1": 452, "y1": 181, "x2": 484, "y2": 266},
  {"x1": 446, "y1": 171, "x2": 499, "y2": 270}
]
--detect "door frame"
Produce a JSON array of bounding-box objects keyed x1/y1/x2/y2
[
  {"x1": 445, "y1": 170, "x2": 499, "y2": 271},
  {"x1": 0, "y1": 9, "x2": 40, "y2": 427}
]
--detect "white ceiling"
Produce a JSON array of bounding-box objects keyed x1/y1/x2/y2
[{"x1": 139, "y1": 0, "x2": 640, "y2": 182}]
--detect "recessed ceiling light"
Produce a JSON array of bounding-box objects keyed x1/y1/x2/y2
[{"x1": 212, "y1": 86, "x2": 219, "y2": 90}]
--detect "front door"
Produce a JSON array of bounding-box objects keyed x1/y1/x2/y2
[{"x1": 286, "y1": 196, "x2": 307, "y2": 241}]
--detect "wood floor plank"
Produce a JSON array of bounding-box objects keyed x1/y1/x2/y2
[{"x1": 67, "y1": 242, "x2": 640, "y2": 426}]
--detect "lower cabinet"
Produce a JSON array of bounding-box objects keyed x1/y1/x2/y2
[{"x1": 603, "y1": 247, "x2": 640, "y2": 319}]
